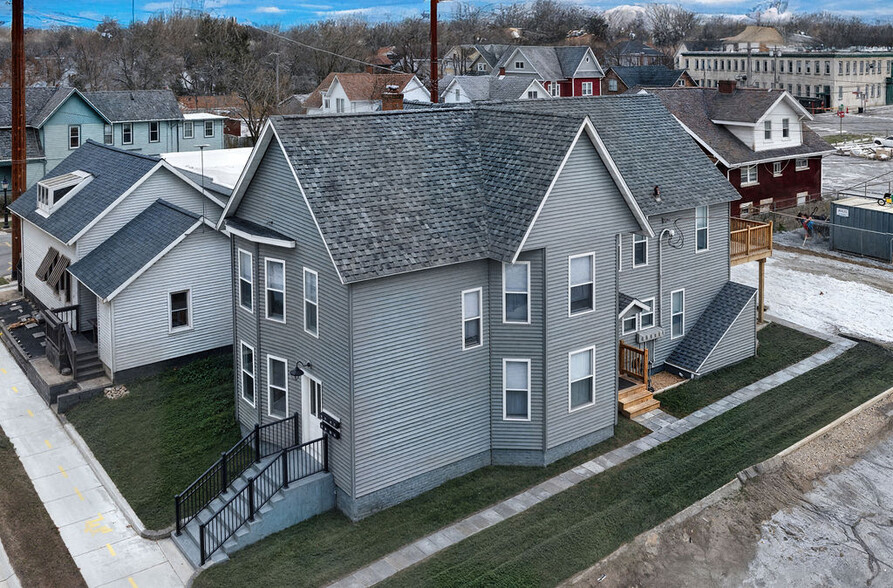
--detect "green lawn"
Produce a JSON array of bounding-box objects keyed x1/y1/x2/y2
[
  {"x1": 658, "y1": 323, "x2": 829, "y2": 418},
  {"x1": 382, "y1": 342, "x2": 893, "y2": 587},
  {"x1": 193, "y1": 419, "x2": 650, "y2": 588},
  {"x1": 65, "y1": 353, "x2": 243, "y2": 529}
]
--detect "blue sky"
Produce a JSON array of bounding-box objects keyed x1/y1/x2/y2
[{"x1": 7, "y1": 1, "x2": 893, "y2": 30}]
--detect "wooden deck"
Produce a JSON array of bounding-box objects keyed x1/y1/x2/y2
[{"x1": 730, "y1": 217, "x2": 773, "y2": 266}]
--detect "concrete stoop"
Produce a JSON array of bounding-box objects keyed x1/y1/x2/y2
[{"x1": 172, "y1": 454, "x2": 335, "y2": 568}]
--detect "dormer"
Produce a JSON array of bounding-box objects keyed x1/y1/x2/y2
[{"x1": 37, "y1": 170, "x2": 93, "y2": 217}]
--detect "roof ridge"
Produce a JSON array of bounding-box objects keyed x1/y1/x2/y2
[{"x1": 154, "y1": 198, "x2": 201, "y2": 220}]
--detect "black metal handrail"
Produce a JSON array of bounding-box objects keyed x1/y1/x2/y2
[
  {"x1": 175, "y1": 413, "x2": 300, "y2": 534},
  {"x1": 199, "y1": 436, "x2": 327, "y2": 564},
  {"x1": 41, "y1": 308, "x2": 78, "y2": 378}
]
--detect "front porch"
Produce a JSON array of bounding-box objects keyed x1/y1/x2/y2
[{"x1": 618, "y1": 342, "x2": 660, "y2": 418}]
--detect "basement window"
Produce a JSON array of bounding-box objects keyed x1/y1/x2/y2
[{"x1": 37, "y1": 170, "x2": 92, "y2": 215}]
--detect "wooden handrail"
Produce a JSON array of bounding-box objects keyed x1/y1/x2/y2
[
  {"x1": 619, "y1": 342, "x2": 648, "y2": 388},
  {"x1": 730, "y1": 217, "x2": 773, "y2": 263}
]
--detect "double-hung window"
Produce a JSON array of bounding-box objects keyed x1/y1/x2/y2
[
  {"x1": 608, "y1": 79, "x2": 618, "y2": 92},
  {"x1": 241, "y1": 342, "x2": 255, "y2": 405},
  {"x1": 268, "y1": 356, "x2": 288, "y2": 418},
  {"x1": 122, "y1": 122, "x2": 133, "y2": 145},
  {"x1": 514, "y1": 61, "x2": 525, "y2": 69},
  {"x1": 103, "y1": 124, "x2": 113, "y2": 144},
  {"x1": 265, "y1": 259, "x2": 285, "y2": 322},
  {"x1": 639, "y1": 298, "x2": 655, "y2": 329},
  {"x1": 68, "y1": 125, "x2": 80, "y2": 149},
  {"x1": 335, "y1": 98, "x2": 345, "y2": 113},
  {"x1": 184, "y1": 121, "x2": 194, "y2": 139},
  {"x1": 238, "y1": 249, "x2": 253, "y2": 312},
  {"x1": 782, "y1": 118, "x2": 790, "y2": 138},
  {"x1": 773, "y1": 161, "x2": 783, "y2": 176},
  {"x1": 742, "y1": 165, "x2": 758, "y2": 186},
  {"x1": 622, "y1": 313, "x2": 638, "y2": 334},
  {"x1": 304, "y1": 268, "x2": 319, "y2": 336},
  {"x1": 568, "y1": 253, "x2": 594, "y2": 315},
  {"x1": 169, "y1": 290, "x2": 191, "y2": 331},
  {"x1": 527, "y1": 90, "x2": 538, "y2": 99},
  {"x1": 503, "y1": 359, "x2": 530, "y2": 420},
  {"x1": 568, "y1": 347, "x2": 594, "y2": 411},
  {"x1": 461, "y1": 288, "x2": 482, "y2": 349},
  {"x1": 204, "y1": 120, "x2": 214, "y2": 137},
  {"x1": 503, "y1": 262, "x2": 529, "y2": 323},
  {"x1": 581, "y1": 82, "x2": 593, "y2": 96},
  {"x1": 764, "y1": 120, "x2": 771, "y2": 140},
  {"x1": 795, "y1": 158, "x2": 809, "y2": 171},
  {"x1": 671, "y1": 290, "x2": 685, "y2": 338},
  {"x1": 550, "y1": 82, "x2": 560, "y2": 97},
  {"x1": 633, "y1": 234, "x2": 648, "y2": 267},
  {"x1": 149, "y1": 121, "x2": 160, "y2": 143},
  {"x1": 695, "y1": 206, "x2": 708, "y2": 252}
]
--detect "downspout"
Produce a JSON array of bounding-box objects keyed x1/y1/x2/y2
[
  {"x1": 231, "y1": 237, "x2": 239, "y2": 423},
  {"x1": 614, "y1": 235, "x2": 620, "y2": 427},
  {"x1": 254, "y1": 241, "x2": 262, "y2": 426}
]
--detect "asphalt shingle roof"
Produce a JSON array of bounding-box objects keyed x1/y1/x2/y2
[
  {"x1": 81, "y1": 90, "x2": 183, "y2": 122},
  {"x1": 0, "y1": 128, "x2": 45, "y2": 162},
  {"x1": 8, "y1": 141, "x2": 160, "y2": 243},
  {"x1": 493, "y1": 46, "x2": 598, "y2": 81},
  {"x1": 666, "y1": 281, "x2": 757, "y2": 373},
  {"x1": 611, "y1": 40, "x2": 663, "y2": 58},
  {"x1": 442, "y1": 76, "x2": 543, "y2": 102},
  {"x1": 609, "y1": 66, "x2": 685, "y2": 88},
  {"x1": 257, "y1": 94, "x2": 741, "y2": 283},
  {"x1": 224, "y1": 217, "x2": 293, "y2": 243},
  {"x1": 0, "y1": 87, "x2": 61, "y2": 127}
]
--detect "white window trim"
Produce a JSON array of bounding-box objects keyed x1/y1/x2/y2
[
  {"x1": 103, "y1": 123, "x2": 113, "y2": 145},
  {"x1": 568, "y1": 346, "x2": 595, "y2": 412},
  {"x1": 639, "y1": 297, "x2": 655, "y2": 330},
  {"x1": 68, "y1": 125, "x2": 80, "y2": 149},
  {"x1": 741, "y1": 164, "x2": 759, "y2": 187},
  {"x1": 264, "y1": 257, "x2": 286, "y2": 323},
  {"x1": 632, "y1": 234, "x2": 649, "y2": 268},
  {"x1": 167, "y1": 288, "x2": 193, "y2": 333},
  {"x1": 204, "y1": 120, "x2": 214, "y2": 137},
  {"x1": 266, "y1": 354, "x2": 289, "y2": 418},
  {"x1": 567, "y1": 252, "x2": 595, "y2": 317},
  {"x1": 671, "y1": 289, "x2": 685, "y2": 339},
  {"x1": 303, "y1": 267, "x2": 319, "y2": 338},
  {"x1": 772, "y1": 161, "x2": 783, "y2": 177},
  {"x1": 781, "y1": 118, "x2": 790, "y2": 139},
  {"x1": 149, "y1": 121, "x2": 160, "y2": 143},
  {"x1": 795, "y1": 158, "x2": 809, "y2": 171},
  {"x1": 238, "y1": 248, "x2": 254, "y2": 314},
  {"x1": 502, "y1": 261, "x2": 531, "y2": 325},
  {"x1": 695, "y1": 206, "x2": 709, "y2": 253},
  {"x1": 461, "y1": 287, "x2": 483, "y2": 350},
  {"x1": 621, "y1": 314, "x2": 638, "y2": 335},
  {"x1": 502, "y1": 358, "x2": 531, "y2": 422},
  {"x1": 582, "y1": 81, "x2": 593, "y2": 96},
  {"x1": 763, "y1": 120, "x2": 771, "y2": 140},
  {"x1": 184, "y1": 120, "x2": 194, "y2": 139},
  {"x1": 122, "y1": 122, "x2": 133, "y2": 145},
  {"x1": 240, "y1": 341, "x2": 256, "y2": 406}
]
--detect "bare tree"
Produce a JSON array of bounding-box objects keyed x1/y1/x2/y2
[{"x1": 646, "y1": 3, "x2": 698, "y2": 62}]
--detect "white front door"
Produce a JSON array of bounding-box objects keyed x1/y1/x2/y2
[{"x1": 301, "y1": 375, "x2": 322, "y2": 443}]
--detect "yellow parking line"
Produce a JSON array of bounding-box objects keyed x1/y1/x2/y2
[
  {"x1": 106, "y1": 543, "x2": 116, "y2": 556},
  {"x1": 58, "y1": 465, "x2": 68, "y2": 477},
  {"x1": 12, "y1": 386, "x2": 18, "y2": 394},
  {"x1": 128, "y1": 577, "x2": 138, "y2": 588},
  {"x1": 1, "y1": 368, "x2": 7, "y2": 374},
  {"x1": 75, "y1": 487, "x2": 84, "y2": 501},
  {"x1": 44, "y1": 439, "x2": 52, "y2": 449},
  {"x1": 26, "y1": 409, "x2": 33, "y2": 417}
]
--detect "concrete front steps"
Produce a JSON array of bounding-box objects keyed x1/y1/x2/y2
[{"x1": 619, "y1": 384, "x2": 660, "y2": 418}]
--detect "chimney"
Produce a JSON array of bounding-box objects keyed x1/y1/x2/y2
[
  {"x1": 498, "y1": 66, "x2": 506, "y2": 76},
  {"x1": 381, "y1": 84, "x2": 404, "y2": 111},
  {"x1": 718, "y1": 79, "x2": 737, "y2": 94}
]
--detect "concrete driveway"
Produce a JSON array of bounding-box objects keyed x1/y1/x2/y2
[{"x1": 811, "y1": 104, "x2": 893, "y2": 138}]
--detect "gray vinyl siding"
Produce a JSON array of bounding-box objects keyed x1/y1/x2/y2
[
  {"x1": 699, "y1": 295, "x2": 757, "y2": 374},
  {"x1": 231, "y1": 143, "x2": 354, "y2": 497},
  {"x1": 77, "y1": 282, "x2": 97, "y2": 332},
  {"x1": 42, "y1": 95, "x2": 106, "y2": 173},
  {"x1": 351, "y1": 261, "x2": 490, "y2": 497},
  {"x1": 523, "y1": 137, "x2": 640, "y2": 450},
  {"x1": 20, "y1": 221, "x2": 78, "y2": 312},
  {"x1": 111, "y1": 120, "x2": 181, "y2": 155},
  {"x1": 109, "y1": 228, "x2": 231, "y2": 375},
  {"x1": 619, "y1": 203, "x2": 730, "y2": 370},
  {"x1": 488, "y1": 251, "x2": 544, "y2": 452}
]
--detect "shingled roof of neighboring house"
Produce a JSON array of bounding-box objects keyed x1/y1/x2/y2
[
  {"x1": 0, "y1": 128, "x2": 45, "y2": 162},
  {"x1": 0, "y1": 87, "x2": 65, "y2": 127},
  {"x1": 442, "y1": 75, "x2": 545, "y2": 102},
  {"x1": 494, "y1": 46, "x2": 602, "y2": 81},
  {"x1": 665, "y1": 281, "x2": 756, "y2": 375},
  {"x1": 69, "y1": 200, "x2": 200, "y2": 301},
  {"x1": 474, "y1": 44, "x2": 509, "y2": 68},
  {"x1": 608, "y1": 66, "x2": 685, "y2": 88},
  {"x1": 642, "y1": 87, "x2": 835, "y2": 166},
  {"x1": 611, "y1": 40, "x2": 663, "y2": 58},
  {"x1": 303, "y1": 72, "x2": 418, "y2": 109},
  {"x1": 8, "y1": 141, "x2": 160, "y2": 244},
  {"x1": 242, "y1": 94, "x2": 739, "y2": 283},
  {"x1": 82, "y1": 90, "x2": 182, "y2": 122}
]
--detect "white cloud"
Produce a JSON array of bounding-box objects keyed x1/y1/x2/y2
[
  {"x1": 314, "y1": 7, "x2": 375, "y2": 17},
  {"x1": 143, "y1": 1, "x2": 174, "y2": 11},
  {"x1": 298, "y1": 3, "x2": 333, "y2": 9},
  {"x1": 255, "y1": 6, "x2": 286, "y2": 13}
]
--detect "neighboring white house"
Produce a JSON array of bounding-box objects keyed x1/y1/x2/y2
[
  {"x1": 304, "y1": 72, "x2": 430, "y2": 115},
  {"x1": 440, "y1": 75, "x2": 550, "y2": 103}
]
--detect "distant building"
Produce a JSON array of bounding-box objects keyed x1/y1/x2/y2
[
  {"x1": 303, "y1": 73, "x2": 430, "y2": 115},
  {"x1": 601, "y1": 66, "x2": 695, "y2": 95},
  {"x1": 440, "y1": 75, "x2": 550, "y2": 103},
  {"x1": 607, "y1": 40, "x2": 664, "y2": 66}
]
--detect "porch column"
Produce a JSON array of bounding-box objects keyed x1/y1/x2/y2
[{"x1": 757, "y1": 258, "x2": 766, "y2": 323}]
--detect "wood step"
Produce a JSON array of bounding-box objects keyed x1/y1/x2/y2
[
  {"x1": 621, "y1": 397, "x2": 661, "y2": 419},
  {"x1": 618, "y1": 388, "x2": 652, "y2": 406}
]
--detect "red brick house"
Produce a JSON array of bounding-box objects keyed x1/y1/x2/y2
[
  {"x1": 475, "y1": 45, "x2": 604, "y2": 98},
  {"x1": 643, "y1": 82, "x2": 834, "y2": 215}
]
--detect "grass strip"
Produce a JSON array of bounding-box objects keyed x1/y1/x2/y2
[
  {"x1": 658, "y1": 323, "x2": 828, "y2": 418},
  {"x1": 0, "y1": 426, "x2": 86, "y2": 587},
  {"x1": 65, "y1": 353, "x2": 243, "y2": 529},
  {"x1": 193, "y1": 419, "x2": 650, "y2": 588},
  {"x1": 383, "y1": 342, "x2": 893, "y2": 587}
]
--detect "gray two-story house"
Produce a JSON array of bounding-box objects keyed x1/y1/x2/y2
[{"x1": 217, "y1": 95, "x2": 757, "y2": 520}]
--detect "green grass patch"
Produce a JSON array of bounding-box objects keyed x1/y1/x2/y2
[
  {"x1": 823, "y1": 132, "x2": 873, "y2": 145},
  {"x1": 193, "y1": 419, "x2": 650, "y2": 588},
  {"x1": 65, "y1": 353, "x2": 242, "y2": 529},
  {"x1": 382, "y1": 342, "x2": 893, "y2": 587},
  {"x1": 658, "y1": 323, "x2": 828, "y2": 418}
]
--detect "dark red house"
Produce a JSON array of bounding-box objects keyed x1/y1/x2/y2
[
  {"x1": 643, "y1": 82, "x2": 834, "y2": 215},
  {"x1": 485, "y1": 46, "x2": 604, "y2": 98}
]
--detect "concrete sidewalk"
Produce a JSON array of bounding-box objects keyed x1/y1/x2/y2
[
  {"x1": 0, "y1": 535, "x2": 20, "y2": 588},
  {"x1": 0, "y1": 342, "x2": 192, "y2": 587},
  {"x1": 329, "y1": 322, "x2": 856, "y2": 588}
]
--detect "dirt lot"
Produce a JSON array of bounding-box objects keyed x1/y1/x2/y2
[{"x1": 564, "y1": 395, "x2": 893, "y2": 588}]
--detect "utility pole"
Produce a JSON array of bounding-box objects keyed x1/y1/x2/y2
[
  {"x1": 11, "y1": 0, "x2": 24, "y2": 281},
  {"x1": 430, "y1": 0, "x2": 439, "y2": 103}
]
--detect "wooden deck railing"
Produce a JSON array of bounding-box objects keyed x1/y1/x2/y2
[
  {"x1": 730, "y1": 217, "x2": 773, "y2": 265},
  {"x1": 619, "y1": 342, "x2": 648, "y2": 388}
]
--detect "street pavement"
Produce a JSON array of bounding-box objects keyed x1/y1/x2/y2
[
  {"x1": 0, "y1": 534, "x2": 20, "y2": 588},
  {"x1": 0, "y1": 232, "x2": 9, "y2": 280},
  {"x1": 0, "y1": 342, "x2": 192, "y2": 587},
  {"x1": 811, "y1": 104, "x2": 893, "y2": 138}
]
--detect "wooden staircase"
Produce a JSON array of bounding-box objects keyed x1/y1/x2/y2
[
  {"x1": 618, "y1": 380, "x2": 660, "y2": 418},
  {"x1": 618, "y1": 342, "x2": 660, "y2": 418}
]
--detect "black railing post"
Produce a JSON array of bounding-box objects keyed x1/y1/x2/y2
[
  {"x1": 254, "y1": 423, "x2": 261, "y2": 463},
  {"x1": 323, "y1": 436, "x2": 329, "y2": 472},
  {"x1": 282, "y1": 451, "x2": 289, "y2": 489},
  {"x1": 175, "y1": 494, "x2": 182, "y2": 535},
  {"x1": 247, "y1": 478, "x2": 255, "y2": 521},
  {"x1": 199, "y1": 523, "x2": 206, "y2": 566},
  {"x1": 293, "y1": 412, "x2": 300, "y2": 446},
  {"x1": 219, "y1": 452, "x2": 228, "y2": 494}
]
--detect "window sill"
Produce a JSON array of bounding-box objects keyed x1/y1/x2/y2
[
  {"x1": 265, "y1": 316, "x2": 287, "y2": 324},
  {"x1": 304, "y1": 328, "x2": 320, "y2": 339},
  {"x1": 569, "y1": 308, "x2": 595, "y2": 318},
  {"x1": 241, "y1": 396, "x2": 256, "y2": 407},
  {"x1": 169, "y1": 325, "x2": 193, "y2": 334},
  {"x1": 503, "y1": 416, "x2": 531, "y2": 422},
  {"x1": 568, "y1": 400, "x2": 595, "y2": 413},
  {"x1": 740, "y1": 181, "x2": 759, "y2": 188},
  {"x1": 462, "y1": 342, "x2": 483, "y2": 351},
  {"x1": 239, "y1": 304, "x2": 254, "y2": 314}
]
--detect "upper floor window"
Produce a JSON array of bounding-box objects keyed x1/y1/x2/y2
[
  {"x1": 581, "y1": 82, "x2": 593, "y2": 96},
  {"x1": 764, "y1": 120, "x2": 771, "y2": 140},
  {"x1": 184, "y1": 121, "x2": 194, "y2": 139},
  {"x1": 304, "y1": 268, "x2": 319, "y2": 337},
  {"x1": 238, "y1": 249, "x2": 253, "y2": 312},
  {"x1": 265, "y1": 258, "x2": 285, "y2": 322},
  {"x1": 550, "y1": 82, "x2": 560, "y2": 97},
  {"x1": 503, "y1": 262, "x2": 530, "y2": 324},
  {"x1": 795, "y1": 158, "x2": 809, "y2": 171},
  {"x1": 503, "y1": 359, "x2": 530, "y2": 421},
  {"x1": 782, "y1": 118, "x2": 790, "y2": 138},
  {"x1": 149, "y1": 121, "x2": 160, "y2": 143},
  {"x1": 204, "y1": 120, "x2": 214, "y2": 137},
  {"x1": 796, "y1": 60, "x2": 802, "y2": 73},
  {"x1": 696, "y1": 206, "x2": 708, "y2": 252},
  {"x1": 240, "y1": 341, "x2": 255, "y2": 405},
  {"x1": 122, "y1": 122, "x2": 133, "y2": 145},
  {"x1": 671, "y1": 290, "x2": 685, "y2": 338},
  {"x1": 462, "y1": 288, "x2": 482, "y2": 349},
  {"x1": 640, "y1": 298, "x2": 655, "y2": 329},
  {"x1": 632, "y1": 234, "x2": 648, "y2": 267},
  {"x1": 477, "y1": 63, "x2": 486, "y2": 72},
  {"x1": 568, "y1": 347, "x2": 594, "y2": 411},
  {"x1": 169, "y1": 289, "x2": 191, "y2": 331},
  {"x1": 335, "y1": 98, "x2": 345, "y2": 114},
  {"x1": 103, "y1": 124, "x2": 113, "y2": 145},
  {"x1": 825, "y1": 61, "x2": 830, "y2": 75},
  {"x1": 268, "y1": 355, "x2": 288, "y2": 418},
  {"x1": 608, "y1": 79, "x2": 618, "y2": 92},
  {"x1": 324, "y1": 98, "x2": 330, "y2": 109},
  {"x1": 514, "y1": 61, "x2": 525, "y2": 69},
  {"x1": 455, "y1": 88, "x2": 461, "y2": 101},
  {"x1": 68, "y1": 125, "x2": 80, "y2": 149},
  {"x1": 527, "y1": 90, "x2": 538, "y2": 99},
  {"x1": 568, "y1": 253, "x2": 594, "y2": 315},
  {"x1": 742, "y1": 164, "x2": 758, "y2": 186}
]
